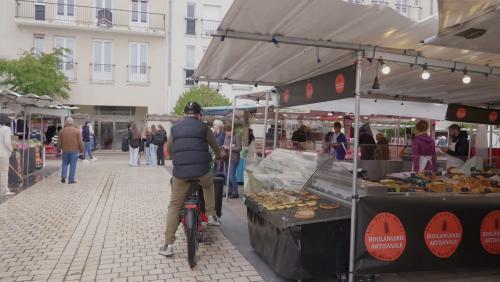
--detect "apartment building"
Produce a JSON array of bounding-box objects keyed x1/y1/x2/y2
[
  {"x1": 1, "y1": 0, "x2": 167, "y2": 150},
  {"x1": 349, "y1": 0, "x2": 437, "y2": 21},
  {"x1": 166, "y1": 0, "x2": 266, "y2": 113}
]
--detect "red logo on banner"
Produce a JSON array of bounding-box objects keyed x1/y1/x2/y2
[
  {"x1": 306, "y1": 80, "x2": 314, "y2": 100},
  {"x1": 365, "y1": 212, "x2": 407, "y2": 262},
  {"x1": 480, "y1": 210, "x2": 500, "y2": 255},
  {"x1": 335, "y1": 74, "x2": 345, "y2": 94},
  {"x1": 456, "y1": 107, "x2": 467, "y2": 119},
  {"x1": 282, "y1": 88, "x2": 290, "y2": 104},
  {"x1": 424, "y1": 212, "x2": 463, "y2": 258},
  {"x1": 489, "y1": 111, "x2": 498, "y2": 123}
]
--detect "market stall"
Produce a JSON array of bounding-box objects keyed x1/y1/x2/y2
[
  {"x1": 194, "y1": 0, "x2": 500, "y2": 280},
  {"x1": 0, "y1": 89, "x2": 73, "y2": 185}
]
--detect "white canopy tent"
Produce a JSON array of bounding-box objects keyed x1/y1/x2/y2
[{"x1": 194, "y1": 1, "x2": 500, "y2": 280}]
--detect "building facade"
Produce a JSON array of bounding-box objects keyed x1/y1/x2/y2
[
  {"x1": 1, "y1": 0, "x2": 167, "y2": 150},
  {"x1": 349, "y1": 0, "x2": 437, "y2": 21}
]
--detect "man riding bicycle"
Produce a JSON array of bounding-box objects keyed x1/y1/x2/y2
[{"x1": 159, "y1": 102, "x2": 222, "y2": 257}]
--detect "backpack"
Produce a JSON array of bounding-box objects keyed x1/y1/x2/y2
[{"x1": 153, "y1": 130, "x2": 166, "y2": 145}]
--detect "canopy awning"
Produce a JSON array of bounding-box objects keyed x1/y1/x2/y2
[
  {"x1": 0, "y1": 89, "x2": 75, "y2": 117},
  {"x1": 203, "y1": 103, "x2": 261, "y2": 116},
  {"x1": 195, "y1": 0, "x2": 500, "y2": 107}
]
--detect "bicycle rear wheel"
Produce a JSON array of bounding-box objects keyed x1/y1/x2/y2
[{"x1": 186, "y1": 208, "x2": 198, "y2": 268}]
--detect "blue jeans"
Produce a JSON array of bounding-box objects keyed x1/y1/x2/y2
[
  {"x1": 83, "y1": 141, "x2": 93, "y2": 160},
  {"x1": 61, "y1": 151, "x2": 78, "y2": 182},
  {"x1": 226, "y1": 159, "x2": 239, "y2": 195},
  {"x1": 149, "y1": 144, "x2": 158, "y2": 166}
]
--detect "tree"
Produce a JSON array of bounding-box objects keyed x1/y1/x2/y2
[
  {"x1": 173, "y1": 85, "x2": 231, "y2": 115},
  {"x1": 0, "y1": 49, "x2": 70, "y2": 98}
]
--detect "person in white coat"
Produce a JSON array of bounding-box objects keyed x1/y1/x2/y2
[{"x1": 0, "y1": 114, "x2": 14, "y2": 196}]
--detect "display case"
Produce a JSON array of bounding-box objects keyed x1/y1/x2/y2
[{"x1": 243, "y1": 149, "x2": 353, "y2": 280}]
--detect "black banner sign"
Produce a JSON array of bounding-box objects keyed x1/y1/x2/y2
[
  {"x1": 280, "y1": 65, "x2": 356, "y2": 107},
  {"x1": 446, "y1": 104, "x2": 499, "y2": 125},
  {"x1": 355, "y1": 196, "x2": 500, "y2": 274}
]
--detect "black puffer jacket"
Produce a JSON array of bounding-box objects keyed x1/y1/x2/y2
[{"x1": 447, "y1": 130, "x2": 469, "y2": 161}]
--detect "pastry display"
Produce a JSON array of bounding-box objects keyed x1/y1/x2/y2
[
  {"x1": 294, "y1": 210, "x2": 315, "y2": 220},
  {"x1": 319, "y1": 203, "x2": 340, "y2": 210}
]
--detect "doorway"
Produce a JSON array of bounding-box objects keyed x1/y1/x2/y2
[{"x1": 95, "y1": 121, "x2": 131, "y2": 150}]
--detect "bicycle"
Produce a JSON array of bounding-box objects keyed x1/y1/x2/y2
[{"x1": 180, "y1": 179, "x2": 208, "y2": 268}]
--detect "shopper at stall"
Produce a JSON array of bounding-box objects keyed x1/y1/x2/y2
[
  {"x1": 412, "y1": 120, "x2": 437, "y2": 172},
  {"x1": 154, "y1": 125, "x2": 168, "y2": 166},
  {"x1": 443, "y1": 124, "x2": 470, "y2": 162},
  {"x1": 58, "y1": 117, "x2": 84, "y2": 184},
  {"x1": 224, "y1": 124, "x2": 242, "y2": 199},
  {"x1": 160, "y1": 102, "x2": 222, "y2": 257},
  {"x1": 45, "y1": 122, "x2": 56, "y2": 145},
  {"x1": 359, "y1": 124, "x2": 376, "y2": 160},
  {"x1": 0, "y1": 114, "x2": 14, "y2": 196},
  {"x1": 374, "y1": 133, "x2": 390, "y2": 160},
  {"x1": 149, "y1": 125, "x2": 158, "y2": 167},
  {"x1": 292, "y1": 125, "x2": 307, "y2": 143},
  {"x1": 212, "y1": 120, "x2": 225, "y2": 174},
  {"x1": 326, "y1": 122, "x2": 347, "y2": 160},
  {"x1": 248, "y1": 128, "x2": 255, "y2": 145},
  {"x1": 128, "y1": 122, "x2": 141, "y2": 167}
]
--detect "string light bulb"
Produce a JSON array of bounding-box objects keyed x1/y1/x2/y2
[
  {"x1": 421, "y1": 65, "x2": 430, "y2": 80},
  {"x1": 379, "y1": 59, "x2": 390, "y2": 75},
  {"x1": 462, "y1": 70, "x2": 471, "y2": 84}
]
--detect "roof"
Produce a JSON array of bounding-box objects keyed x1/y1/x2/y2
[
  {"x1": 0, "y1": 89, "x2": 76, "y2": 111},
  {"x1": 195, "y1": 0, "x2": 500, "y2": 107}
]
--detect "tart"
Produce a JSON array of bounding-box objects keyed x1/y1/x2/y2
[
  {"x1": 296, "y1": 202, "x2": 306, "y2": 207},
  {"x1": 276, "y1": 205, "x2": 285, "y2": 210},
  {"x1": 294, "y1": 210, "x2": 315, "y2": 220},
  {"x1": 308, "y1": 195, "x2": 320, "y2": 200},
  {"x1": 306, "y1": 200, "x2": 317, "y2": 206},
  {"x1": 319, "y1": 203, "x2": 340, "y2": 210}
]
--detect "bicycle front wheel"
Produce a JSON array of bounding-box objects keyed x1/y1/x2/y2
[{"x1": 186, "y1": 208, "x2": 198, "y2": 268}]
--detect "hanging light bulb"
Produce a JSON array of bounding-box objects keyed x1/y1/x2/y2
[
  {"x1": 421, "y1": 65, "x2": 430, "y2": 80},
  {"x1": 379, "y1": 59, "x2": 390, "y2": 75},
  {"x1": 462, "y1": 70, "x2": 471, "y2": 84}
]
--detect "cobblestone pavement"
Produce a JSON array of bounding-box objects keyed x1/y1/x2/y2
[{"x1": 0, "y1": 154, "x2": 263, "y2": 282}]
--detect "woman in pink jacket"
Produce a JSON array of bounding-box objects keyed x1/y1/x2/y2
[{"x1": 412, "y1": 120, "x2": 437, "y2": 172}]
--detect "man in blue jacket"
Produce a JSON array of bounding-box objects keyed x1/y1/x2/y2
[{"x1": 326, "y1": 122, "x2": 347, "y2": 160}]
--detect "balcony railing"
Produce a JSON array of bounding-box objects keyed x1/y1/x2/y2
[
  {"x1": 201, "y1": 19, "x2": 220, "y2": 37},
  {"x1": 15, "y1": 0, "x2": 165, "y2": 32},
  {"x1": 90, "y1": 63, "x2": 114, "y2": 82},
  {"x1": 58, "y1": 61, "x2": 77, "y2": 81},
  {"x1": 127, "y1": 65, "x2": 150, "y2": 83}
]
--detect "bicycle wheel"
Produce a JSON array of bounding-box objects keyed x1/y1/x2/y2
[{"x1": 186, "y1": 208, "x2": 198, "y2": 268}]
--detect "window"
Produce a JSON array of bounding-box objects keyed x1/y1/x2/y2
[
  {"x1": 202, "y1": 5, "x2": 221, "y2": 36},
  {"x1": 34, "y1": 34, "x2": 44, "y2": 56},
  {"x1": 96, "y1": 0, "x2": 112, "y2": 27},
  {"x1": 185, "y1": 45, "x2": 195, "y2": 85},
  {"x1": 35, "y1": 0, "x2": 46, "y2": 21},
  {"x1": 54, "y1": 36, "x2": 76, "y2": 80},
  {"x1": 414, "y1": 0, "x2": 421, "y2": 20},
  {"x1": 92, "y1": 40, "x2": 113, "y2": 81},
  {"x1": 396, "y1": 0, "x2": 408, "y2": 15},
  {"x1": 186, "y1": 3, "x2": 196, "y2": 35},
  {"x1": 128, "y1": 42, "x2": 149, "y2": 82},
  {"x1": 131, "y1": 0, "x2": 148, "y2": 26},
  {"x1": 56, "y1": 0, "x2": 74, "y2": 19},
  {"x1": 430, "y1": 0, "x2": 434, "y2": 15}
]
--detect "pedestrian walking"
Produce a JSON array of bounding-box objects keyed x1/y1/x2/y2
[
  {"x1": 128, "y1": 122, "x2": 141, "y2": 167},
  {"x1": 0, "y1": 114, "x2": 15, "y2": 196},
  {"x1": 212, "y1": 120, "x2": 225, "y2": 174},
  {"x1": 81, "y1": 121, "x2": 96, "y2": 162},
  {"x1": 149, "y1": 124, "x2": 158, "y2": 167},
  {"x1": 154, "y1": 125, "x2": 167, "y2": 166},
  {"x1": 58, "y1": 117, "x2": 84, "y2": 184},
  {"x1": 223, "y1": 124, "x2": 242, "y2": 199}
]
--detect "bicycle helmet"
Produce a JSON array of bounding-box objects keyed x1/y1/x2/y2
[{"x1": 184, "y1": 101, "x2": 203, "y2": 115}]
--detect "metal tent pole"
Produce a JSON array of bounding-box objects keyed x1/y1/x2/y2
[
  {"x1": 348, "y1": 51, "x2": 363, "y2": 282},
  {"x1": 225, "y1": 97, "x2": 237, "y2": 201},
  {"x1": 489, "y1": 125, "x2": 493, "y2": 166},
  {"x1": 41, "y1": 116, "x2": 45, "y2": 168},
  {"x1": 262, "y1": 91, "x2": 270, "y2": 158},
  {"x1": 273, "y1": 106, "x2": 279, "y2": 150}
]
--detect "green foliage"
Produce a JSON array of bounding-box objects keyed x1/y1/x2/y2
[
  {"x1": 173, "y1": 85, "x2": 231, "y2": 115},
  {"x1": 0, "y1": 49, "x2": 70, "y2": 98}
]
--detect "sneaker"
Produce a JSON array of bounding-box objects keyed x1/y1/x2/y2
[
  {"x1": 68, "y1": 181, "x2": 77, "y2": 184},
  {"x1": 229, "y1": 194, "x2": 240, "y2": 199},
  {"x1": 208, "y1": 215, "x2": 221, "y2": 226},
  {"x1": 5, "y1": 191, "x2": 16, "y2": 196},
  {"x1": 91, "y1": 157, "x2": 97, "y2": 162},
  {"x1": 83, "y1": 159, "x2": 90, "y2": 163},
  {"x1": 61, "y1": 178, "x2": 66, "y2": 183},
  {"x1": 159, "y1": 245, "x2": 174, "y2": 257}
]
